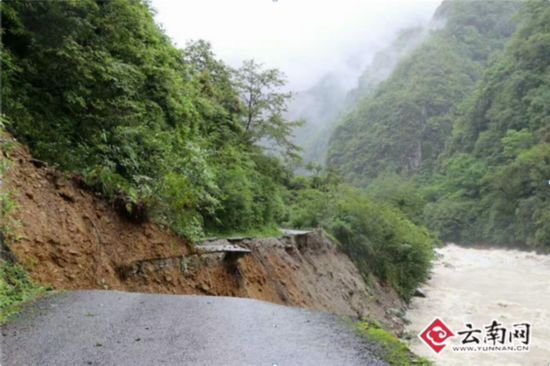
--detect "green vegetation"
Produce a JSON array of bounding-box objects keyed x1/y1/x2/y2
[
  {"x1": 1, "y1": 0, "x2": 291, "y2": 240},
  {"x1": 328, "y1": 0, "x2": 550, "y2": 251},
  {"x1": 328, "y1": 0, "x2": 520, "y2": 185},
  {"x1": 0, "y1": 261, "x2": 45, "y2": 323},
  {"x1": 0, "y1": 0, "x2": 436, "y2": 300},
  {"x1": 355, "y1": 320, "x2": 432, "y2": 365},
  {"x1": 285, "y1": 172, "x2": 436, "y2": 299},
  {"x1": 424, "y1": 0, "x2": 550, "y2": 249},
  {"x1": 0, "y1": 123, "x2": 45, "y2": 323}
]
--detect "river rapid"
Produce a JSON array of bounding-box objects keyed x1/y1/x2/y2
[{"x1": 405, "y1": 244, "x2": 550, "y2": 366}]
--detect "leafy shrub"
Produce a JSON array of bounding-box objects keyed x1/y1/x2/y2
[
  {"x1": 0, "y1": 261, "x2": 45, "y2": 323},
  {"x1": 330, "y1": 189, "x2": 435, "y2": 299},
  {"x1": 286, "y1": 176, "x2": 435, "y2": 299},
  {"x1": 365, "y1": 172, "x2": 426, "y2": 225}
]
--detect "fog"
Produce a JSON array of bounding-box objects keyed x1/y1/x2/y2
[{"x1": 151, "y1": 0, "x2": 441, "y2": 92}]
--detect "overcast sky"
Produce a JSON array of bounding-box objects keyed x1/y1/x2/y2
[{"x1": 151, "y1": 0, "x2": 441, "y2": 91}]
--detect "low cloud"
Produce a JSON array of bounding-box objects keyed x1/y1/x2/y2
[{"x1": 152, "y1": 0, "x2": 441, "y2": 91}]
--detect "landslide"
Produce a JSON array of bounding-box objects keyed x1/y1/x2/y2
[{"x1": 1, "y1": 138, "x2": 404, "y2": 331}]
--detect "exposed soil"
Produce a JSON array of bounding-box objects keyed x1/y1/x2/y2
[{"x1": 2, "y1": 138, "x2": 405, "y2": 332}]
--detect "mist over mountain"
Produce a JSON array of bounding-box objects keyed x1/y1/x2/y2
[
  {"x1": 286, "y1": 73, "x2": 347, "y2": 168},
  {"x1": 288, "y1": 25, "x2": 431, "y2": 169},
  {"x1": 2, "y1": 3, "x2": 550, "y2": 365},
  {"x1": 327, "y1": 0, "x2": 520, "y2": 184},
  {"x1": 325, "y1": 0, "x2": 550, "y2": 250},
  {"x1": 152, "y1": 0, "x2": 440, "y2": 91}
]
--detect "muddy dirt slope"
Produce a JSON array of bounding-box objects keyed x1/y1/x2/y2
[{"x1": 2, "y1": 139, "x2": 404, "y2": 331}]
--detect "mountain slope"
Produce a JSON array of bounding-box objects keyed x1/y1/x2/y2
[
  {"x1": 287, "y1": 74, "x2": 347, "y2": 167},
  {"x1": 424, "y1": 0, "x2": 550, "y2": 248},
  {"x1": 288, "y1": 27, "x2": 427, "y2": 169},
  {"x1": 0, "y1": 0, "x2": 289, "y2": 239},
  {"x1": 327, "y1": 0, "x2": 520, "y2": 186},
  {"x1": 0, "y1": 0, "x2": 436, "y2": 307},
  {"x1": 1, "y1": 137, "x2": 405, "y2": 330}
]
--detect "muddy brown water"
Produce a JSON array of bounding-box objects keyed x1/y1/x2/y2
[{"x1": 406, "y1": 244, "x2": 550, "y2": 366}]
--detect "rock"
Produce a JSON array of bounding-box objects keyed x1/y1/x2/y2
[
  {"x1": 413, "y1": 288, "x2": 426, "y2": 298},
  {"x1": 30, "y1": 158, "x2": 47, "y2": 168},
  {"x1": 58, "y1": 189, "x2": 75, "y2": 202},
  {"x1": 387, "y1": 307, "x2": 402, "y2": 317}
]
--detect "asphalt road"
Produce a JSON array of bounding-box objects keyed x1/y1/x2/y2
[{"x1": 1, "y1": 291, "x2": 387, "y2": 366}]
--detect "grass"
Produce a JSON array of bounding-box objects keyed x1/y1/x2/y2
[
  {"x1": 204, "y1": 225, "x2": 283, "y2": 240},
  {"x1": 0, "y1": 124, "x2": 46, "y2": 323},
  {"x1": 1, "y1": 125, "x2": 19, "y2": 242},
  {"x1": 354, "y1": 319, "x2": 432, "y2": 366},
  {"x1": 0, "y1": 261, "x2": 45, "y2": 324}
]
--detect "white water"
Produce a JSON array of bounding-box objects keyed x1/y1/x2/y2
[{"x1": 406, "y1": 244, "x2": 550, "y2": 366}]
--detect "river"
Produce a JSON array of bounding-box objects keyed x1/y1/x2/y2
[{"x1": 406, "y1": 244, "x2": 550, "y2": 366}]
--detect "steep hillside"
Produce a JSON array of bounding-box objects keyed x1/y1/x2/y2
[
  {"x1": 2, "y1": 138, "x2": 405, "y2": 331},
  {"x1": 287, "y1": 74, "x2": 347, "y2": 168},
  {"x1": 345, "y1": 27, "x2": 427, "y2": 106},
  {"x1": 326, "y1": 0, "x2": 550, "y2": 250},
  {"x1": 1, "y1": 0, "x2": 439, "y2": 327},
  {"x1": 0, "y1": 0, "x2": 290, "y2": 240},
  {"x1": 327, "y1": 0, "x2": 520, "y2": 186},
  {"x1": 288, "y1": 27, "x2": 427, "y2": 170},
  {"x1": 423, "y1": 0, "x2": 550, "y2": 249}
]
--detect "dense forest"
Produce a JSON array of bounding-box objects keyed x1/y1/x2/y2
[
  {"x1": 0, "y1": 0, "x2": 436, "y2": 299},
  {"x1": 328, "y1": 0, "x2": 521, "y2": 184},
  {"x1": 426, "y1": 0, "x2": 550, "y2": 247},
  {"x1": 327, "y1": 0, "x2": 550, "y2": 250}
]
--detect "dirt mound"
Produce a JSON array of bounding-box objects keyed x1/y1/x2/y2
[
  {"x1": 2, "y1": 139, "x2": 404, "y2": 331},
  {"x1": 4, "y1": 143, "x2": 192, "y2": 290}
]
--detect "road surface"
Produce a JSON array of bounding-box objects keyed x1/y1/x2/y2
[{"x1": 1, "y1": 291, "x2": 387, "y2": 366}]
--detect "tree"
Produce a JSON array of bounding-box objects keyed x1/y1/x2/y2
[
  {"x1": 233, "y1": 59, "x2": 303, "y2": 161},
  {"x1": 416, "y1": 0, "x2": 550, "y2": 249},
  {"x1": 327, "y1": 0, "x2": 520, "y2": 186},
  {"x1": 0, "y1": 0, "x2": 290, "y2": 240}
]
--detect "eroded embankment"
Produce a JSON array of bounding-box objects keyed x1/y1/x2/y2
[{"x1": 2, "y1": 141, "x2": 404, "y2": 331}]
